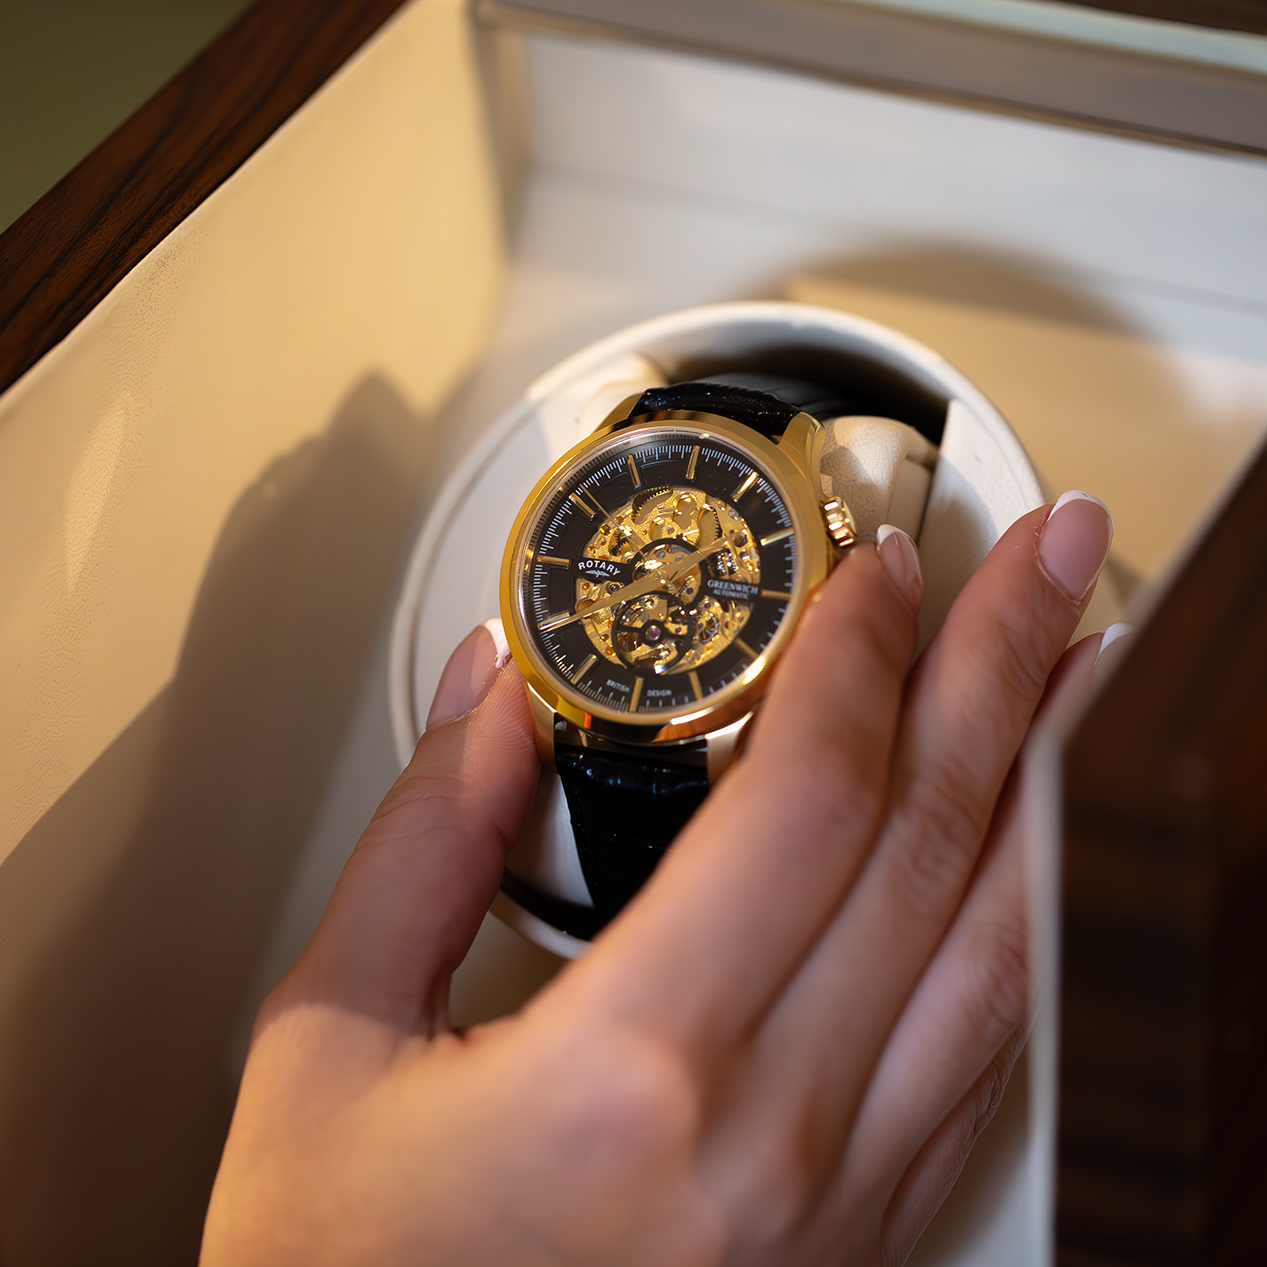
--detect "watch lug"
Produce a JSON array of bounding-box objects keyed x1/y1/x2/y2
[
  {"x1": 779, "y1": 410, "x2": 855, "y2": 557},
  {"x1": 592, "y1": 391, "x2": 648, "y2": 437},
  {"x1": 526, "y1": 683, "x2": 558, "y2": 767},
  {"x1": 776, "y1": 411, "x2": 825, "y2": 486},
  {"x1": 705, "y1": 712, "x2": 754, "y2": 783}
]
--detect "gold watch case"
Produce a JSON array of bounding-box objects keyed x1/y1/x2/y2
[{"x1": 500, "y1": 396, "x2": 849, "y2": 767}]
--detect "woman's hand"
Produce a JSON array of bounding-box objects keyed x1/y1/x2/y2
[{"x1": 201, "y1": 492, "x2": 1114, "y2": 1266}]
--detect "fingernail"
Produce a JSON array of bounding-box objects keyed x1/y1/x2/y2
[
  {"x1": 483, "y1": 616, "x2": 512, "y2": 669},
  {"x1": 426, "y1": 619, "x2": 510, "y2": 729},
  {"x1": 876, "y1": 524, "x2": 923, "y2": 613},
  {"x1": 1094, "y1": 622, "x2": 1135, "y2": 683},
  {"x1": 1096, "y1": 622, "x2": 1134, "y2": 663},
  {"x1": 1038, "y1": 492, "x2": 1114, "y2": 602}
]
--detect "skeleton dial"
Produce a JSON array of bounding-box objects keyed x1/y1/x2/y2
[{"x1": 519, "y1": 426, "x2": 799, "y2": 718}]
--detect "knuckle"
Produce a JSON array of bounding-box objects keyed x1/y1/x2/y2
[
  {"x1": 888, "y1": 778, "x2": 989, "y2": 917},
  {"x1": 811, "y1": 577, "x2": 913, "y2": 692},
  {"x1": 962, "y1": 921, "x2": 1032, "y2": 1054},
  {"x1": 393, "y1": 767, "x2": 466, "y2": 808},
  {"x1": 780, "y1": 753, "x2": 887, "y2": 851},
  {"x1": 551, "y1": 1030, "x2": 701, "y2": 1166},
  {"x1": 747, "y1": 1146, "x2": 817, "y2": 1243},
  {"x1": 759, "y1": 703, "x2": 890, "y2": 829},
  {"x1": 963, "y1": 1065, "x2": 1006, "y2": 1161},
  {"x1": 976, "y1": 608, "x2": 1056, "y2": 708},
  {"x1": 362, "y1": 771, "x2": 467, "y2": 844},
  {"x1": 710, "y1": 1129, "x2": 819, "y2": 1246},
  {"x1": 852, "y1": 603, "x2": 916, "y2": 682},
  {"x1": 974, "y1": 1066, "x2": 1006, "y2": 1135},
  {"x1": 798, "y1": 627, "x2": 905, "y2": 755},
  {"x1": 968, "y1": 1029, "x2": 1025, "y2": 1144}
]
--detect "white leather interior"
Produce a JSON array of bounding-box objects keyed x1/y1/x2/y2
[{"x1": 820, "y1": 414, "x2": 938, "y2": 542}]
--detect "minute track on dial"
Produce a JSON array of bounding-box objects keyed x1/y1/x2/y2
[{"x1": 516, "y1": 423, "x2": 806, "y2": 721}]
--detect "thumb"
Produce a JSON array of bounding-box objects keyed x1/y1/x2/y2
[{"x1": 287, "y1": 624, "x2": 539, "y2": 1035}]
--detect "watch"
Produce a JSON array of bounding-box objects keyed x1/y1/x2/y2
[{"x1": 499, "y1": 374, "x2": 933, "y2": 938}]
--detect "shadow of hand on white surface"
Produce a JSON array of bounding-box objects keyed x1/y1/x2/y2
[{"x1": 0, "y1": 373, "x2": 434, "y2": 1267}]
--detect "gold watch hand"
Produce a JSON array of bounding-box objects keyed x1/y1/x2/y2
[
  {"x1": 555, "y1": 540, "x2": 729, "y2": 628},
  {"x1": 660, "y1": 538, "x2": 729, "y2": 583}
]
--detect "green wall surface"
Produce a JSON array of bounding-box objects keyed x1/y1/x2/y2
[{"x1": 0, "y1": 0, "x2": 252, "y2": 233}]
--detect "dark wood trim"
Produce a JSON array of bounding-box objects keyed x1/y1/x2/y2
[
  {"x1": 481, "y1": 0, "x2": 1267, "y2": 160},
  {"x1": 1059, "y1": 435, "x2": 1267, "y2": 1263},
  {"x1": 7, "y1": 0, "x2": 1264, "y2": 401},
  {"x1": 0, "y1": 0, "x2": 411, "y2": 398},
  {"x1": 1070, "y1": 1, "x2": 1267, "y2": 38}
]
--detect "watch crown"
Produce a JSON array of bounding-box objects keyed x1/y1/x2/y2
[{"x1": 821, "y1": 497, "x2": 857, "y2": 550}]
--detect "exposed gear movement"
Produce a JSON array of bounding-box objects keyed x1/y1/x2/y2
[{"x1": 574, "y1": 486, "x2": 760, "y2": 674}]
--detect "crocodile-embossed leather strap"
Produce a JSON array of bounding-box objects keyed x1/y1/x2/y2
[
  {"x1": 555, "y1": 743, "x2": 709, "y2": 924},
  {"x1": 623, "y1": 373, "x2": 858, "y2": 438}
]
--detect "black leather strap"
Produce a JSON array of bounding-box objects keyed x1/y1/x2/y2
[
  {"x1": 622, "y1": 373, "x2": 857, "y2": 437},
  {"x1": 556, "y1": 744, "x2": 709, "y2": 924}
]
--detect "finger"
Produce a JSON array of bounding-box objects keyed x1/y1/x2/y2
[
  {"x1": 552, "y1": 535, "x2": 921, "y2": 1062},
  {"x1": 841, "y1": 767, "x2": 1031, "y2": 1186},
  {"x1": 281, "y1": 626, "x2": 539, "y2": 1036},
  {"x1": 878, "y1": 492, "x2": 1113, "y2": 929},
  {"x1": 426, "y1": 617, "x2": 511, "y2": 729},
  {"x1": 878, "y1": 1025, "x2": 1028, "y2": 1262},
  {"x1": 724, "y1": 495, "x2": 1107, "y2": 1182},
  {"x1": 1093, "y1": 621, "x2": 1135, "y2": 685},
  {"x1": 837, "y1": 636, "x2": 1098, "y2": 1208},
  {"x1": 705, "y1": 748, "x2": 1030, "y2": 1224}
]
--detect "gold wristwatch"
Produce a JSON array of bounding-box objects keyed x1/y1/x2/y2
[{"x1": 500, "y1": 374, "x2": 933, "y2": 938}]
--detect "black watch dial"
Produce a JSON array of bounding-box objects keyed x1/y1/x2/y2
[{"x1": 516, "y1": 425, "x2": 800, "y2": 719}]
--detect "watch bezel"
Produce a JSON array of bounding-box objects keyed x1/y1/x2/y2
[{"x1": 500, "y1": 404, "x2": 835, "y2": 748}]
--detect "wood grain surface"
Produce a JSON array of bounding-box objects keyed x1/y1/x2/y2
[
  {"x1": 1069, "y1": 1, "x2": 1267, "y2": 37},
  {"x1": 0, "y1": 0, "x2": 410, "y2": 398},
  {"x1": 1059, "y1": 439, "x2": 1267, "y2": 1263}
]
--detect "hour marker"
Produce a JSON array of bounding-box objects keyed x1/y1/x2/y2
[
  {"x1": 569, "y1": 488, "x2": 605, "y2": 519},
  {"x1": 735, "y1": 638, "x2": 757, "y2": 660},
  {"x1": 538, "y1": 611, "x2": 572, "y2": 632},
  {"x1": 626, "y1": 454, "x2": 642, "y2": 487},
  {"x1": 537, "y1": 555, "x2": 570, "y2": 567},
  {"x1": 760, "y1": 589, "x2": 792, "y2": 601},
  {"x1": 689, "y1": 671, "x2": 703, "y2": 702},
  {"x1": 570, "y1": 654, "x2": 597, "y2": 684},
  {"x1": 628, "y1": 678, "x2": 644, "y2": 712},
  {"x1": 732, "y1": 469, "x2": 759, "y2": 500},
  {"x1": 759, "y1": 526, "x2": 794, "y2": 547},
  {"x1": 685, "y1": 446, "x2": 700, "y2": 481}
]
